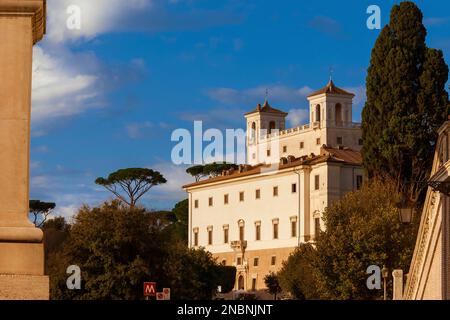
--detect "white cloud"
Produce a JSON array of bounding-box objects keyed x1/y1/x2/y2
[
  {"x1": 287, "y1": 108, "x2": 309, "y2": 127},
  {"x1": 53, "y1": 205, "x2": 79, "y2": 220},
  {"x1": 31, "y1": 46, "x2": 100, "y2": 124},
  {"x1": 147, "y1": 163, "x2": 192, "y2": 202},
  {"x1": 46, "y1": 0, "x2": 152, "y2": 43},
  {"x1": 206, "y1": 85, "x2": 313, "y2": 105}
]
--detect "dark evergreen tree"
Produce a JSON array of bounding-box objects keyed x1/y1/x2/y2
[{"x1": 362, "y1": 1, "x2": 449, "y2": 202}]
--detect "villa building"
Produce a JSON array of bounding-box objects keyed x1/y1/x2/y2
[{"x1": 183, "y1": 80, "x2": 365, "y2": 291}]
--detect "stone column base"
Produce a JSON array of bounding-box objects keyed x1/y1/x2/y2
[
  {"x1": 0, "y1": 242, "x2": 44, "y2": 275},
  {"x1": 0, "y1": 274, "x2": 49, "y2": 300},
  {"x1": 0, "y1": 242, "x2": 49, "y2": 300}
]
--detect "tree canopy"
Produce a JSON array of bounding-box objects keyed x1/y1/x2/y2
[
  {"x1": 277, "y1": 244, "x2": 320, "y2": 300},
  {"x1": 186, "y1": 162, "x2": 239, "y2": 181},
  {"x1": 264, "y1": 272, "x2": 282, "y2": 300},
  {"x1": 362, "y1": 1, "x2": 449, "y2": 202},
  {"x1": 29, "y1": 200, "x2": 56, "y2": 228},
  {"x1": 47, "y1": 201, "x2": 235, "y2": 300},
  {"x1": 95, "y1": 168, "x2": 167, "y2": 208},
  {"x1": 277, "y1": 179, "x2": 418, "y2": 300},
  {"x1": 171, "y1": 199, "x2": 189, "y2": 243}
]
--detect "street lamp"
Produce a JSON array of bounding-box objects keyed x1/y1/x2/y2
[
  {"x1": 397, "y1": 195, "x2": 415, "y2": 225},
  {"x1": 381, "y1": 265, "x2": 389, "y2": 301}
]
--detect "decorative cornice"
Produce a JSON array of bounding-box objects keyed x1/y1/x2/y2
[{"x1": 0, "y1": 0, "x2": 46, "y2": 44}]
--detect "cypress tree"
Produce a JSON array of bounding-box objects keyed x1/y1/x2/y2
[{"x1": 362, "y1": 1, "x2": 449, "y2": 202}]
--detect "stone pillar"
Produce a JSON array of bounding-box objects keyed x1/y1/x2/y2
[
  {"x1": 392, "y1": 269, "x2": 404, "y2": 300},
  {"x1": 0, "y1": 0, "x2": 49, "y2": 300}
]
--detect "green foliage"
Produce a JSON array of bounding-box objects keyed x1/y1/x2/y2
[
  {"x1": 95, "y1": 168, "x2": 167, "y2": 208},
  {"x1": 171, "y1": 199, "x2": 189, "y2": 243},
  {"x1": 275, "y1": 179, "x2": 418, "y2": 300},
  {"x1": 215, "y1": 265, "x2": 237, "y2": 294},
  {"x1": 48, "y1": 201, "x2": 233, "y2": 300},
  {"x1": 186, "y1": 165, "x2": 206, "y2": 182},
  {"x1": 29, "y1": 200, "x2": 56, "y2": 227},
  {"x1": 313, "y1": 179, "x2": 418, "y2": 299},
  {"x1": 186, "y1": 163, "x2": 239, "y2": 181},
  {"x1": 362, "y1": 1, "x2": 449, "y2": 202},
  {"x1": 277, "y1": 244, "x2": 320, "y2": 300},
  {"x1": 43, "y1": 217, "x2": 71, "y2": 274},
  {"x1": 264, "y1": 272, "x2": 282, "y2": 300}
]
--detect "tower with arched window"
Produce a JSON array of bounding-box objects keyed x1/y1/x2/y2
[
  {"x1": 307, "y1": 79, "x2": 355, "y2": 129},
  {"x1": 245, "y1": 99, "x2": 288, "y2": 164}
]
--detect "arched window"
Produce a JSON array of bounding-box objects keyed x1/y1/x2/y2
[
  {"x1": 268, "y1": 121, "x2": 276, "y2": 134},
  {"x1": 238, "y1": 219, "x2": 245, "y2": 241},
  {"x1": 315, "y1": 105, "x2": 321, "y2": 122},
  {"x1": 250, "y1": 122, "x2": 256, "y2": 139},
  {"x1": 335, "y1": 103, "x2": 342, "y2": 126}
]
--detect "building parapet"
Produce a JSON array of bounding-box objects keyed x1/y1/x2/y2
[{"x1": 259, "y1": 122, "x2": 361, "y2": 141}]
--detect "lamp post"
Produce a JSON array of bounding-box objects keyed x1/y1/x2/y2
[
  {"x1": 397, "y1": 195, "x2": 415, "y2": 225},
  {"x1": 381, "y1": 265, "x2": 389, "y2": 300}
]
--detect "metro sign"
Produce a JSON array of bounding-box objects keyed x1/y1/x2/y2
[
  {"x1": 143, "y1": 282, "x2": 156, "y2": 297},
  {"x1": 163, "y1": 288, "x2": 171, "y2": 300}
]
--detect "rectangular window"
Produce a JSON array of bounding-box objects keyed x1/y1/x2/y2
[
  {"x1": 356, "y1": 175, "x2": 363, "y2": 190},
  {"x1": 315, "y1": 218, "x2": 321, "y2": 238},
  {"x1": 194, "y1": 231, "x2": 198, "y2": 246},
  {"x1": 252, "y1": 278, "x2": 257, "y2": 291},
  {"x1": 239, "y1": 191, "x2": 244, "y2": 202},
  {"x1": 208, "y1": 229, "x2": 213, "y2": 245},
  {"x1": 255, "y1": 224, "x2": 261, "y2": 241},
  {"x1": 253, "y1": 257, "x2": 259, "y2": 267},
  {"x1": 271, "y1": 256, "x2": 276, "y2": 266},
  {"x1": 224, "y1": 228, "x2": 229, "y2": 244},
  {"x1": 273, "y1": 186, "x2": 278, "y2": 197},
  {"x1": 194, "y1": 200, "x2": 199, "y2": 208},
  {"x1": 224, "y1": 194, "x2": 229, "y2": 205},
  {"x1": 237, "y1": 257, "x2": 242, "y2": 265},
  {"x1": 300, "y1": 141, "x2": 304, "y2": 149},
  {"x1": 273, "y1": 222, "x2": 279, "y2": 239},
  {"x1": 316, "y1": 138, "x2": 321, "y2": 145},
  {"x1": 291, "y1": 220, "x2": 297, "y2": 237},
  {"x1": 208, "y1": 197, "x2": 213, "y2": 207},
  {"x1": 283, "y1": 146, "x2": 287, "y2": 153},
  {"x1": 267, "y1": 149, "x2": 271, "y2": 157},
  {"x1": 239, "y1": 226, "x2": 245, "y2": 241},
  {"x1": 337, "y1": 137, "x2": 343, "y2": 145},
  {"x1": 315, "y1": 175, "x2": 320, "y2": 190},
  {"x1": 291, "y1": 183, "x2": 297, "y2": 193},
  {"x1": 255, "y1": 189, "x2": 261, "y2": 199}
]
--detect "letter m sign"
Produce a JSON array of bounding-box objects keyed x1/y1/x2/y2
[{"x1": 143, "y1": 282, "x2": 156, "y2": 297}]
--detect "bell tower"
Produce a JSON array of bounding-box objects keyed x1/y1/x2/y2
[
  {"x1": 244, "y1": 99, "x2": 287, "y2": 165},
  {"x1": 307, "y1": 79, "x2": 355, "y2": 129}
]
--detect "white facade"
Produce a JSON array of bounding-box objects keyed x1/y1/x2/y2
[
  {"x1": 246, "y1": 80, "x2": 362, "y2": 166},
  {"x1": 184, "y1": 80, "x2": 365, "y2": 291},
  {"x1": 403, "y1": 120, "x2": 450, "y2": 300}
]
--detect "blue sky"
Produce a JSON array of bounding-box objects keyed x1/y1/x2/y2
[{"x1": 30, "y1": 0, "x2": 450, "y2": 217}]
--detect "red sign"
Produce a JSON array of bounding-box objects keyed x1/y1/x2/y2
[
  {"x1": 143, "y1": 282, "x2": 156, "y2": 297},
  {"x1": 156, "y1": 292, "x2": 165, "y2": 300},
  {"x1": 163, "y1": 288, "x2": 171, "y2": 300}
]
